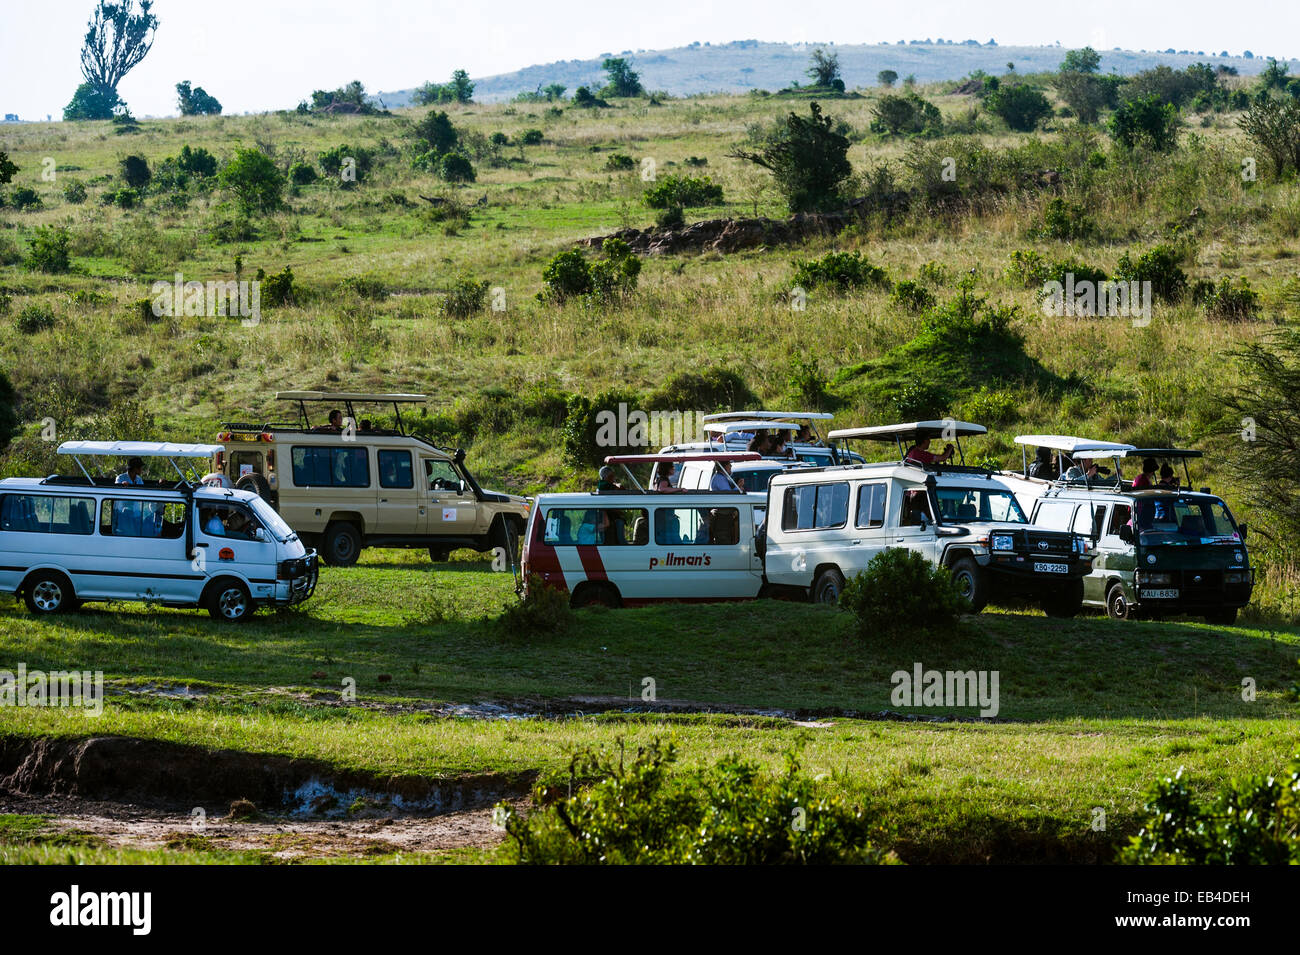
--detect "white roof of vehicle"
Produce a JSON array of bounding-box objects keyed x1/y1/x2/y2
[
  {"x1": 1111, "y1": 447, "x2": 1203, "y2": 459},
  {"x1": 704, "y1": 420, "x2": 802, "y2": 435},
  {"x1": 58, "y1": 441, "x2": 224, "y2": 459},
  {"x1": 605, "y1": 451, "x2": 761, "y2": 465},
  {"x1": 829, "y1": 421, "x2": 988, "y2": 441},
  {"x1": 1014, "y1": 435, "x2": 1137, "y2": 455},
  {"x1": 701, "y1": 411, "x2": 834, "y2": 423},
  {"x1": 276, "y1": 391, "x2": 427, "y2": 402}
]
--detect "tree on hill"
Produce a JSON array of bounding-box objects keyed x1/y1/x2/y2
[
  {"x1": 877, "y1": 70, "x2": 898, "y2": 88},
  {"x1": 600, "y1": 58, "x2": 643, "y2": 98},
  {"x1": 727, "y1": 101, "x2": 852, "y2": 213},
  {"x1": 66, "y1": 0, "x2": 157, "y2": 120},
  {"x1": 1060, "y1": 47, "x2": 1101, "y2": 74},
  {"x1": 303, "y1": 80, "x2": 380, "y2": 114},
  {"x1": 176, "y1": 80, "x2": 222, "y2": 115},
  {"x1": 806, "y1": 48, "x2": 843, "y2": 90},
  {"x1": 413, "y1": 69, "x2": 475, "y2": 105}
]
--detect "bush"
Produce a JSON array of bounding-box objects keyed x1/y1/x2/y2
[
  {"x1": 118, "y1": 154, "x2": 151, "y2": 190},
  {"x1": 654, "y1": 205, "x2": 685, "y2": 230},
  {"x1": 870, "y1": 93, "x2": 943, "y2": 136},
  {"x1": 1119, "y1": 760, "x2": 1300, "y2": 864},
  {"x1": 960, "y1": 385, "x2": 1019, "y2": 425},
  {"x1": 1005, "y1": 249, "x2": 1048, "y2": 288},
  {"x1": 288, "y1": 161, "x2": 318, "y2": 185},
  {"x1": 413, "y1": 110, "x2": 461, "y2": 155},
  {"x1": 840, "y1": 548, "x2": 968, "y2": 637},
  {"x1": 8, "y1": 187, "x2": 42, "y2": 211},
  {"x1": 642, "y1": 174, "x2": 723, "y2": 208},
  {"x1": 791, "y1": 250, "x2": 889, "y2": 293},
  {"x1": 258, "y1": 266, "x2": 295, "y2": 306},
  {"x1": 540, "y1": 249, "x2": 593, "y2": 302},
  {"x1": 62, "y1": 180, "x2": 88, "y2": 204},
  {"x1": 437, "y1": 153, "x2": 476, "y2": 183},
  {"x1": 1109, "y1": 96, "x2": 1180, "y2": 151},
  {"x1": 101, "y1": 186, "x2": 140, "y2": 208},
  {"x1": 218, "y1": 148, "x2": 285, "y2": 215},
  {"x1": 25, "y1": 226, "x2": 71, "y2": 274},
  {"x1": 589, "y1": 238, "x2": 641, "y2": 301},
  {"x1": 647, "y1": 368, "x2": 758, "y2": 414},
  {"x1": 318, "y1": 145, "x2": 374, "y2": 183},
  {"x1": 729, "y1": 101, "x2": 852, "y2": 213},
  {"x1": 1039, "y1": 196, "x2": 1094, "y2": 241},
  {"x1": 984, "y1": 84, "x2": 1053, "y2": 132},
  {"x1": 0, "y1": 368, "x2": 16, "y2": 451},
  {"x1": 889, "y1": 280, "x2": 936, "y2": 312},
  {"x1": 14, "y1": 302, "x2": 58, "y2": 334},
  {"x1": 1238, "y1": 97, "x2": 1300, "y2": 178},
  {"x1": 561, "y1": 388, "x2": 643, "y2": 468},
  {"x1": 339, "y1": 275, "x2": 387, "y2": 300},
  {"x1": 442, "y1": 275, "x2": 490, "y2": 318},
  {"x1": 499, "y1": 738, "x2": 892, "y2": 864},
  {"x1": 604, "y1": 153, "x2": 635, "y2": 171},
  {"x1": 1115, "y1": 244, "x2": 1188, "y2": 301},
  {"x1": 520, "y1": 128, "x2": 544, "y2": 145},
  {"x1": 177, "y1": 145, "x2": 218, "y2": 178},
  {"x1": 1195, "y1": 276, "x2": 1260, "y2": 321},
  {"x1": 494, "y1": 575, "x2": 576, "y2": 636},
  {"x1": 888, "y1": 380, "x2": 951, "y2": 420}
]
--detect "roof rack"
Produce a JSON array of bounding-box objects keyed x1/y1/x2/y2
[
  {"x1": 1013, "y1": 436, "x2": 1202, "y2": 493},
  {"x1": 603, "y1": 451, "x2": 760, "y2": 493},
  {"x1": 829, "y1": 421, "x2": 987, "y2": 468},
  {"x1": 55, "y1": 441, "x2": 222, "y2": 485},
  {"x1": 273, "y1": 391, "x2": 427, "y2": 436}
]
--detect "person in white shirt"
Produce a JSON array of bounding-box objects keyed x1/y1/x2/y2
[{"x1": 115, "y1": 456, "x2": 145, "y2": 485}]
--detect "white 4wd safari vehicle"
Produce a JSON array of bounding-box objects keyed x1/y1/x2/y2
[
  {"x1": 763, "y1": 422, "x2": 1093, "y2": 615},
  {"x1": 213, "y1": 392, "x2": 530, "y2": 566}
]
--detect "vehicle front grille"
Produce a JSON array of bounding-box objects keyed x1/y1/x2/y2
[{"x1": 1023, "y1": 531, "x2": 1072, "y2": 557}]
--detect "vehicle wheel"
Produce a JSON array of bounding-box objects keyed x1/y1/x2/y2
[
  {"x1": 428, "y1": 547, "x2": 452, "y2": 563},
  {"x1": 1106, "y1": 583, "x2": 1133, "y2": 621},
  {"x1": 1042, "y1": 579, "x2": 1084, "y2": 619},
  {"x1": 950, "y1": 558, "x2": 988, "y2": 613},
  {"x1": 207, "y1": 579, "x2": 254, "y2": 622},
  {"x1": 1204, "y1": 608, "x2": 1238, "y2": 626},
  {"x1": 235, "y1": 472, "x2": 274, "y2": 505},
  {"x1": 322, "y1": 522, "x2": 361, "y2": 567},
  {"x1": 24, "y1": 572, "x2": 73, "y2": 616},
  {"x1": 572, "y1": 583, "x2": 620, "y2": 609},
  {"x1": 812, "y1": 567, "x2": 845, "y2": 606}
]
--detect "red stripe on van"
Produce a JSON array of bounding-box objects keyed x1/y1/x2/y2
[
  {"x1": 523, "y1": 520, "x2": 569, "y2": 592},
  {"x1": 576, "y1": 545, "x2": 608, "y2": 581}
]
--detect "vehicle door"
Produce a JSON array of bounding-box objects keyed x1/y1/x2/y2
[
  {"x1": 423, "y1": 458, "x2": 479, "y2": 538},
  {"x1": 773, "y1": 481, "x2": 851, "y2": 588},
  {"x1": 92, "y1": 496, "x2": 195, "y2": 601},
  {"x1": 649, "y1": 499, "x2": 758, "y2": 598},
  {"x1": 848, "y1": 481, "x2": 890, "y2": 574},
  {"x1": 194, "y1": 500, "x2": 279, "y2": 598},
  {"x1": 285, "y1": 443, "x2": 377, "y2": 532},
  {"x1": 1070, "y1": 500, "x2": 1108, "y2": 603},
  {"x1": 891, "y1": 484, "x2": 938, "y2": 563},
  {"x1": 374, "y1": 449, "x2": 419, "y2": 535},
  {"x1": 1095, "y1": 502, "x2": 1135, "y2": 597}
]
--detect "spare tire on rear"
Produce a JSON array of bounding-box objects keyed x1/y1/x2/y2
[{"x1": 235, "y1": 472, "x2": 276, "y2": 508}]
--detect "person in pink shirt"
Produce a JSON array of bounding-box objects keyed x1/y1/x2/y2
[
  {"x1": 905, "y1": 437, "x2": 955, "y2": 466},
  {"x1": 1132, "y1": 457, "x2": 1158, "y2": 489}
]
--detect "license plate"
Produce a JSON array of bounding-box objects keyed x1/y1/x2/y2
[
  {"x1": 1140, "y1": 589, "x2": 1179, "y2": 599},
  {"x1": 1033, "y1": 562, "x2": 1069, "y2": 574}
]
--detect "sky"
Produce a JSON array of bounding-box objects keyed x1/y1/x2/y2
[{"x1": 2, "y1": 0, "x2": 1299, "y2": 120}]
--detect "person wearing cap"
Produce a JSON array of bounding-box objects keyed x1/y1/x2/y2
[
  {"x1": 115, "y1": 457, "x2": 145, "y2": 485},
  {"x1": 596, "y1": 466, "x2": 622, "y2": 492}
]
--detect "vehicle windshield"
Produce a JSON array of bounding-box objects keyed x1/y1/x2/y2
[
  {"x1": 936, "y1": 487, "x2": 1028, "y2": 523},
  {"x1": 1133, "y1": 497, "x2": 1239, "y2": 545},
  {"x1": 248, "y1": 496, "x2": 295, "y2": 541}
]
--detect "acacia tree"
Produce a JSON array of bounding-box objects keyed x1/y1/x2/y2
[
  {"x1": 806, "y1": 48, "x2": 841, "y2": 88},
  {"x1": 73, "y1": 1, "x2": 158, "y2": 116},
  {"x1": 600, "y1": 58, "x2": 643, "y2": 98},
  {"x1": 727, "y1": 102, "x2": 852, "y2": 213}
]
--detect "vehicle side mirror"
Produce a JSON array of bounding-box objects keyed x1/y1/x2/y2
[
  {"x1": 1238, "y1": 522, "x2": 1248, "y2": 540},
  {"x1": 918, "y1": 513, "x2": 929, "y2": 531},
  {"x1": 254, "y1": 527, "x2": 268, "y2": 543},
  {"x1": 458, "y1": 479, "x2": 467, "y2": 495},
  {"x1": 1118, "y1": 525, "x2": 1134, "y2": 544}
]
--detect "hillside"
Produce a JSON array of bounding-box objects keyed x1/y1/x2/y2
[{"x1": 375, "y1": 40, "x2": 1295, "y2": 106}]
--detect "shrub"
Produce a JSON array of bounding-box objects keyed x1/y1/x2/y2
[
  {"x1": 604, "y1": 153, "x2": 635, "y2": 171},
  {"x1": 413, "y1": 110, "x2": 461, "y2": 155},
  {"x1": 100, "y1": 186, "x2": 140, "y2": 208},
  {"x1": 118, "y1": 154, "x2": 151, "y2": 190},
  {"x1": 258, "y1": 266, "x2": 295, "y2": 306},
  {"x1": 540, "y1": 249, "x2": 593, "y2": 302},
  {"x1": 519, "y1": 128, "x2": 544, "y2": 145},
  {"x1": 176, "y1": 81, "x2": 222, "y2": 116},
  {"x1": 318, "y1": 145, "x2": 374, "y2": 183},
  {"x1": 1005, "y1": 249, "x2": 1048, "y2": 288},
  {"x1": 25, "y1": 226, "x2": 71, "y2": 274},
  {"x1": 1039, "y1": 196, "x2": 1094, "y2": 241},
  {"x1": 490, "y1": 132, "x2": 509, "y2": 147},
  {"x1": 1195, "y1": 276, "x2": 1260, "y2": 321},
  {"x1": 437, "y1": 153, "x2": 476, "y2": 183},
  {"x1": 984, "y1": 83, "x2": 1053, "y2": 132},
  {"x1": 494, "y1": 575, "x2": 576, "y2": 636},
  {"x1": 840, "y1": 548, "x2": 968, "y2": 637},
  {"x1": 589, "y1": 238, "x2": 641, "y2": 301},
  {"x1": 288, "y1": 161, "x2": 318, "y2": 185},
  {"x1": 499, "y1": 738, "x2": 892, "y2": 864},
  {"x1": 647, "y1": 368, "x2": 758, "y2": 414},
  {"x1": 14, "y1": 302, "x2": 58, "y2": 334},
  {"x1": 1041, "y1": 258, "x2": 1108, "y2": 288},
  {"x1": 1238, "y1": 97, "x2": 1300, "y2": 178},
  {"x1": 889, "y1": 380, "x2": 951, "y2": 420},
  {"x1": 889, "y1": 280, "x2": 936, "y2": 312},
  {"x1": 0, "y1": 368, "x2": 15, "y2": 451},
  {"x1": 339, "y1": 275, "x2": 387, "y2": 300},
  {"x1": 654, "y1": 205, "x2": 685, "y2": 230},
  {"x1": 728, "y1": 102, "x2": 852, "y2": 213},
  {"x1": 572, "y1": 86, "x2": 609, "y2": 109},
  {"x1": 1115, "y1": 244, "x2": 1188, "y2": 301},
  {"x1": 61, "y1": 180, "x2": 87, "y2": 204},
  {"x1": 561, "y1": 388, "x2": 643, "y2": 468},
  {"x1": 642, "y1": 174, "x2": 723, "y2": 208},
  {"x1": 790, "y1": 250, "x2": 889, "y2": 293},
  {"x1": 177, "y1": 145, "x2": 218, "y2": 178},
  {"x1": 786, "y1": 357, "x2": 833, "y2": 410},
  {"x1": 9, "y1": 187, "x2": 42, "y2": 211},
  {"x1": 870, "y1": 93, "x2": 943, "y2": 136},
  {"x1": 1109, "y1": 96, "x2": 1180, "y2": 151},
  {"x1": 218, "y1": 148, "x2": 285, "y2": 215},
  {"x1": 1119, "y1": 760, "x2": 1300, "y2": 864},
  {"x1": 961, "y1": 385, "x2": 1019, "y2": 425},
  {"x1": 442, "y1": 275, "x2": 490, "y2": 318}
]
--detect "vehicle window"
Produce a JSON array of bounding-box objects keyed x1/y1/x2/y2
[
  {"x1": 1071, "y1": 504, "x2": 1100, "y2": 537},
  {"x1": 230, "y1": 451, "x2": 264, "y2": 479},
  {"x1": 100, "y1": 499, "x2": 185, "y2": 539},
  {"x1": 1033, "y1": 499, "x2": 1075, "y2": 531},
  {"x1": 0, "y1": 494, "x2": 96, "y2": 535},
  {"x1": 781, "y1": 482, "x2": 848, "y2": 531},
  {"x1": 1106, "y1": 504, "x2": 1132, "y2": 537},
  {"x1": 936, "y1": 487, "x2": 1028, "y2": 523},
  {"x1": 732, "y1": 468, "x2": 770, "y2": 493},
  {"x1": 855, "y1": 483, "x2": 887, "y2": 528},
  {"x1": 378, "y1": 450, "x2": 413, "y2": 489},
  {"x1": 543, "y1": 508, "x2": 648, "y2": 546},
  {"x1": 900, "y1": 488, "x2": 933, "y2": 527},
  {"x1": 196, "y1": 503, "x2": 264, "y2": 541},
  {"x1": 291, "y1": 446, "x2": 371, "y2": 488},
  {"x1": 1133, "y1": 498, "x2": 1239, "y2": 545},
  {"x1": 655, "y1": 506, "x2": 740, "y2": 545},
  {"x1": 425, "y1": 460, "x2": 461, "y2": 491}
]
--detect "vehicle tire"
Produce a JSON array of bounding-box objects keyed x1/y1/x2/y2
[
  {"x1": 1042, "y1": 579, "x2": 1084, "y2": 619},
  {"x1": 1106, "y1": 582, "x2": 1133, "y2": 621},
  {"x1": 428, "y1": 547, "x2": 452, "y2": 563},
  {"x1": 950, "y1": 558, "x2": 988, "y2": 613},
  {"x1": 572, "y1": 583, "x2": 621, "y2": 609},
  {"x1": 23, "y1": 571, "x2": 73, "y2": 616},
  {"x1": 322, "y1": 522, "x2": 361, "y2": 567},
  {"x1": 812, "y1": 567, "x2": 845, "y2": 606},
  {"x1": 235, "y1": 472, "x2": 274, "y2": 506},
  {"x1": 1204, "y1": 607, "x2": 1238, "y2": 626},
  {"x1": 207, "y1": 578, "x2": 254, "y2": 622}
]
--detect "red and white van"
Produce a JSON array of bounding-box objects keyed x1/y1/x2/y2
[{"x1": 521, "y1": 453, "x2": 767, "y2": 607}]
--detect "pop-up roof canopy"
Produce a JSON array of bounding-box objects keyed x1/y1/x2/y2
[
  {"x1": 1014, "y1": 435, "x2": 1137, "y2": 456},
  {"x1": 58, "y1": 441, "x2": 223, "y2": 458},
  {"x1": 1113, "y1": 448, "x2": 1203, "y2": 459},
  {"x1": 275, "y1": 391, "x2": 427, "y2": 403},
  {"x1": 830, "y1": 421, "x2": 988, "y2": 442},
  {"x1": 705, "y1": 421, "x2": 802, "y2": 435},
  {"x1": 603, "y1": 451, "x2": 760, "y2": 493},
  {"x1": 701, "y1": 411, "x2": 834, "y2": 423}
]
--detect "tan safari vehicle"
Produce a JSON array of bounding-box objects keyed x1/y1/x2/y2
[{"x1": 212, "y1": 392, "x2": 530, "y2": 567}]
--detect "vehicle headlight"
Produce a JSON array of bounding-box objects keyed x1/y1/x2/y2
[
  {"x1": 1225, "y1": 572, "x2": 1246, "y2": 584},
  {"x1": 991, "y1": 534, "x2": 1014, "y2": 551},
  {"x1": 1138, "y1": 572, "x2": 1174, "y2": 586}
]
